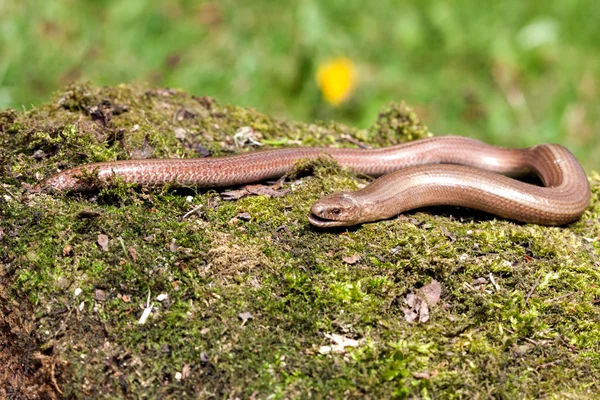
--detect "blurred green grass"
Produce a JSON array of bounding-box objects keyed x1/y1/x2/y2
[{"x1": 1, "y1": 0, "x2": 598, "y2": 169}]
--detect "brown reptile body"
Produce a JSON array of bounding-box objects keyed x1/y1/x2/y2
[{"x1": 39, "y1": 135, "x2": 590, "y2": 227}]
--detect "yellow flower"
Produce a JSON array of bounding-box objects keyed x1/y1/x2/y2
[{"x1": 316, "y1": 57, "x2": 356, "y2": 106}]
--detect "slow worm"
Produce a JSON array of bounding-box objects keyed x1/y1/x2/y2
[{"x1": 38, "y1": 136, "x2": 590, "y2": 227}]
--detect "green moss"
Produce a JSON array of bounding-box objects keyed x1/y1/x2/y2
[{"x1": 1, "y1": 83, "x2": 599, "y2": 399}]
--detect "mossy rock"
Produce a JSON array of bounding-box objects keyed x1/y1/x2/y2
[{"x1": 1, "y1": 83, "x2": 599, "y2": 399}]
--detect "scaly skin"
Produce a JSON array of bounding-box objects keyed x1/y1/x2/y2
[{"x1": 37, "y1": 136, "x2": 590, "y2": 227}]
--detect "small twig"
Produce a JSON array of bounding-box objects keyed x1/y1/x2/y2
[
  {"x1": 489, "y1": 273, "x2": 500, "y2": 291},
  {"x1": 535, "y1": 359, "x2": 562, "y2": 371},
  {"x1": 49, "y1": 355, "x2": 64, "y2": 395},
  {"x1": 525, "y1": 275, "x2": 541, "y2": 305},
  {"x1": 523, "y1": 336, "x2": 539, "y2": 345},
  {"x1": 543, "y1": 292, "x2": 576, "y2": 304},
  {"x1": 181, "y1": 204, "x2": 203, "y2": 221},
  {"x1": 51, "y1": 307, "x2": 74, "y2": 341},
  {"x1": 1, "y1": 184, "x2": 18, "y2": 200},
  {"x1": 502, "y1": 327, "x2": 539, "y2": 345},
  {"x1": 341, "y1": 134, "x2": 370, "y2": 149}
]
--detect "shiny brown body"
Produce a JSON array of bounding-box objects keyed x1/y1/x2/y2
[{"x1": 39, "y1": 136, "x2": 590, "y2": 226}]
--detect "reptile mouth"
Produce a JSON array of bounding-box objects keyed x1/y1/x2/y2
[{"x1": 307, "y1": 213, "x2": 348, "y2": 228}]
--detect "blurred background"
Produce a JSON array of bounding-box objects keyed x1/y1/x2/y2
[{"x1": 0, "y1": 0, "x2": 598, "y2": 170}]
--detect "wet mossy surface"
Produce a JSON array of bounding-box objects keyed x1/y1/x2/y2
[{"x1": 1, "y1": 83, "x2": 599, "y2": 399}]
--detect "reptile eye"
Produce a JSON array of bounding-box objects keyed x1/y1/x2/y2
[{"x1": 332, "y1": 208, "x2": 341, "y2": 215}]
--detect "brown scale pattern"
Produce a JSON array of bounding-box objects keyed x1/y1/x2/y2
[{"x1": 38, "y1": 136, "x2": 590, "y2": 226}]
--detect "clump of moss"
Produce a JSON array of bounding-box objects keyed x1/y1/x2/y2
[
  {"x1": 1, "y1": 83, "x2": 599, "y2": 399},
  {"x1": 368, "y1": 101, "x2": 432, "y2": 145}
]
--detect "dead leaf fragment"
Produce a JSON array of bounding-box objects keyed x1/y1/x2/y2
[
  {"x1": 222, "y1": 189, "x2": 248, "y2": 200},
  {"x1": 246, "y1": 184, "x2": 290, "y2": 198},
  {"x1": 156, "y1": 293, "x2": 168, "y2": 302},
  {"x1": 128, "y1": 246, "x2": 138, "y2": 262},
  {"x1": 237, "y1": 212, "x2": 252, "y2": 221},
  {"x1": 228, "y1": 216, "x2": 239, "y2": 225},
  {"x1": 130, "y1": 135, "x2": 155, "y2": 159},
  {"x1": 414, "y1": 370, "x2": 438, "y2": 379},
  {"x1": 413, "y1": 371, "x2": 431, "y2": 379},
  {"x1": 319, "y1": 333, "x2": 364, "y2": 354},
  {"x1": 238, "y1": 311, "x2": 253, "y2": 326},
  {"x1": 97, "y1": 234, "x2": 109, "y2": 251},
  {"x1": 95, "y1": 289, "x2": 106, "y2": 302},
  {"x1": 174, "y1": 127, "x2": 187, "y2": 139},
  {"x1": 342, "y1": 253, "x2": 361, "y2": 264},
  {"x1": 419, "y1": 279, "x2": 442, "y2": 306},
  {"x1": 403, "y1": 294, "x2": 429, "y2": 323},
  {"x1": 222, "y1": 184, "x2": 290, "y2": 200},
  {"x1": 402, "y1": 279, "x2": 442, "y2": 323},
  {"x1": 181, "y1": 364, "x2": 191, "y2": 379},
  {"x1": 200, "y1": 352, "x2": 210, "y2": 362}
]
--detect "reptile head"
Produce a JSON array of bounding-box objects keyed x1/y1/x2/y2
[{"x1": 308, "y1": 192, "x2": 364, "y2": 228}]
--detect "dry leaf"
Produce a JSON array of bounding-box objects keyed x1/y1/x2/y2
[
  {"x1": 222, "y1": 184, "x2": 290, "y2": 200},
  {"x1": 413, "y1": 371, "x2": 431, "y2": 379},
  {"x1": 97, "y1": 234, "x2": 109, "y2": 251},
  {"x1": 403, "y1": 308, "x2": 419, "y2": 323},
  {"x1": 419, "y1": 279, "x2": 442, "y2": 306},
  {"x1": 238, "y1": 311, "x2": 253, "y2": 326},
  {"x1": 95, "y1": 289, "x2": 106, "y2": 302},
  {"x1": 402, "y1": 280, "x2": 442, "y2": 323},
  {"x1": 342, "y1": 253, "x2": 361, "y2": 264},
  {"x1": 271, "y1": 177, "x2": 285, "y2": 190},
  {"x1": 228, "y1": 216, "x2": 239, "y2": 225},
  {"x1": 181, "y1": 364, "x2": 191, "y2": 379},
  {"x1": 237, "y1": 212, "x2": 252, "y2": 221},
  {"x1": 174, "y1": 127, "x2": 187, "y2": 139},
  {"x1": 238, "y1": 312, "x2": 253, "y2": 321},
  {"x1": 246, "y1": 184, "x2": 290, "y2": 198},
  {"x1": 319, "y1": 333, "x2": 364, "y2": 354},
  {"x1": 222, "y1": 189, "x2": 248, "y2": 200},
  {"x1": 156, "y1": 293, "x2": 168, "y2": 301},
  {"x1": 130, "y1": 135, "x2": 155, "y2": 159},
  {"x1": 128, "y1": 246, "x2": 138, "y2": 262}
]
